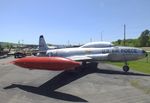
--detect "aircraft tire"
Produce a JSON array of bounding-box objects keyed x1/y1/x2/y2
[{"x1": 123, "y1": 65, "x2": 129, "y2": 72}]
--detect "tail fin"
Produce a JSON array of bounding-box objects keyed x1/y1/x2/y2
[{"x1": 39, "y1": 35, "x2": 48, "y2": 51}]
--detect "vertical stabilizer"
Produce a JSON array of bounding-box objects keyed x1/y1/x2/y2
[{"x1": 39, "y1": 35, "x2": 48, "y2": 51}]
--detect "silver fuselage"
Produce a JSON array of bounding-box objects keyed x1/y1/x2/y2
[{"x1": 46, "y1": 46, "x2": 146, "y2": 62}]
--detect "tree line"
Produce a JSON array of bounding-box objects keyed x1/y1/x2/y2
[{"x1": 113, "y1": 29, "x2": 150, "y2": 47}]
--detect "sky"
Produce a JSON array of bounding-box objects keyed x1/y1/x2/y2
[{"x1": 0, "y1": 0, "x2": 150, "y2": 45}]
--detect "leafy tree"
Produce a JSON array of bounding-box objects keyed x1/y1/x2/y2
[{"x1": 138, "y1": 30, "x2": 150, "y2": 47}]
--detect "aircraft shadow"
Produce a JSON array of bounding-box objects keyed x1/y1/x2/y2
[
  {"x1": 4, "y1": 63, "x2": 150, "y2": 102},
  {"x1": 4, "y1": 84, "x2": 87, "y2": 102}
]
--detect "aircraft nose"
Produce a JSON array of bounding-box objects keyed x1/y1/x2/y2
[{"x1": 142, "y1": 50, "x2": 148, "y2": 57}]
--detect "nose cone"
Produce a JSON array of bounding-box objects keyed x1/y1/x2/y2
[{"x1": 142, "y1": 50, "x2": 148, "y2": 57}]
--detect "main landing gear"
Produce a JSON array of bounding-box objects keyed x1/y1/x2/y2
[{"x1": 123, "y1": 61, "x2": 129, "y2": 72}]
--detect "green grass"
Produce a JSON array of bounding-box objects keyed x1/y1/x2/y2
[{"x1": 109, "y1": 55, "x2": 150, "y2": 74}]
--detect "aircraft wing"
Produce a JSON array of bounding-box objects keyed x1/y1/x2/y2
[
  {"x1": 67, "y1": 56, "x2": 92, "y2": 61},
  {"x1": 67, "y1": 53, "x2": 109, "y2": 61}
]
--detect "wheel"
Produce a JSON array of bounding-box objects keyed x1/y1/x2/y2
[{"x1": 123, "y1": 65, "x2": 129, "y2": 72}]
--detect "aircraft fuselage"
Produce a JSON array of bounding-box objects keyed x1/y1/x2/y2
[{"x1": 46, "y1": 46, "x2": 147, "y2": 62}]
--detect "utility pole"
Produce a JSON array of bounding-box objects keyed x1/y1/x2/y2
[
  {"x1": 124, "y1": 24, "x2": 126, "y2": 46},
  {"x1": 101, "y1": 32, "x2": 103, "y2": 41}
]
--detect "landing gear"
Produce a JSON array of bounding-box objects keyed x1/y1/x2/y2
[
  {"x1": 122, "y1": 61, "x2": 129, "y2": 72},
  {"x1": 123, "y1": 65, "x2": 129, "y2": 72}
]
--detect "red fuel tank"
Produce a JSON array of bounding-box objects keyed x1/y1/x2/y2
[{"x1": 11, "y1": 57, "x2": 80, "y2": 71}]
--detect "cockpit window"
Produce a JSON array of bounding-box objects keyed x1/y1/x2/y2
[{"x1": 81, "y1": 43, "x2": 114, "y2": 48}]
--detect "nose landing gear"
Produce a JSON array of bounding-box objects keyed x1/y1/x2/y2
[
  {"x1": 123, "y1": 61, "x2": 129, "y2": 72},
  {"x1": 123, "y1": 65, "x2": 129, "y2": 72}
]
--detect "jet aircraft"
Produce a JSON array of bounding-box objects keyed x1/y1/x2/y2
[
  {"x1": 12, "y1": 35, "x2": 148, "y2": 72},
  {"x1": 39, "y1": 35, "x2": 147, "y2": 72}
]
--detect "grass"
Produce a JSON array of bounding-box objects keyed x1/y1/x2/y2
[{"x1": 108, "y1": 53, "x2": 150, "y2": 74}]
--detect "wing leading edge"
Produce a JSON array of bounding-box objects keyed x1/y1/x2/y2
[{"x1": 67, "y1": 53, "x2": 109, "y2": 61}]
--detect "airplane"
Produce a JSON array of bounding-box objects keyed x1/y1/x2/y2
[
  {"x1": 12, "y1": 37, "x2": 115, "y2": 71},
  {"x1": 39, "y1": 35, "x2": 147, "y2": 72},
  {"x1": 12, "y1": 35, "x2": 148, "y2": 72},
  {"x1": 46, "y1": 46, "x2": 147, "y2": 72}
]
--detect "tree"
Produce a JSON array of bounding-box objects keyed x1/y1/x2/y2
[{"x1": 138, "y1": 30, "x2": 150, "y2": 47}]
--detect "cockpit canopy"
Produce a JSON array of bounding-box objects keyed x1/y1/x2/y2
[{"x1": 80, "y1": 42, "x2": 114, "y2": 48}]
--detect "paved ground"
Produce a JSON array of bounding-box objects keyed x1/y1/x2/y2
[{"x1": 0, "y1": 57, "x2": 150, "y2": 103}]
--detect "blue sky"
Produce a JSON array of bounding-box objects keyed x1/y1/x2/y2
[{"x1": 0, "y1": 0, "x2": 150, "y2": 45}]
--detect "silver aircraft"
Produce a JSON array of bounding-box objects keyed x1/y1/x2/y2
[{"x1": 39, "y1": 35, "x2": 148, "y2": 72}]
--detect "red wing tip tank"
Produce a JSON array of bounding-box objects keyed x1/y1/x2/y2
[{"x1": 11, "y1": 57, "x2": 80, "y2": 71}]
